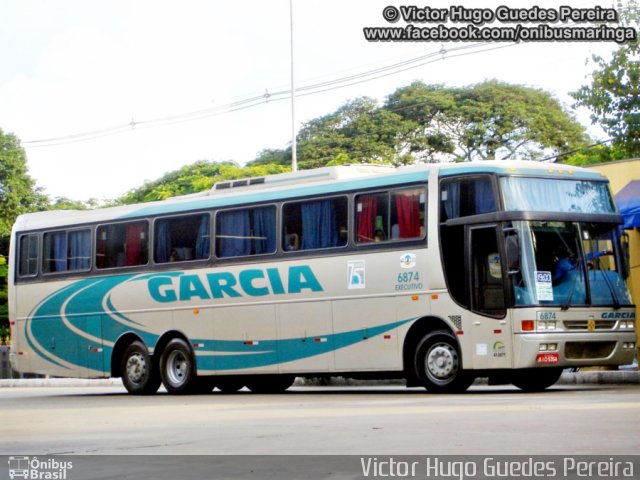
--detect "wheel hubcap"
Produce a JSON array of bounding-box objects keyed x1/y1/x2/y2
[
  {"x1": 166, "y1": 350, "x2": 188, "y2": 386},
  {"x1": 426, "y1": 343, "x2": 458, "y2": 380},
  {"x1": 126, "y1": 353, "x2": 147, "y2": 384}
]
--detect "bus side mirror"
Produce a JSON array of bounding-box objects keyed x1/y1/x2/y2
[{"x1": 505, "y1": 231, "x2": 520, "y2": 275}]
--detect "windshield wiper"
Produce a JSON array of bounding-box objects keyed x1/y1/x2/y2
[
  {"x1": 561, "y1": 256, "x2": 582, "y2": 311},
  {"x1": 592, "y1": 254, "x2": 621, "y2": 310}
]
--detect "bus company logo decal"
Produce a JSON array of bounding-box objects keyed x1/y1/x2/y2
[
  {"x1": 601, "y1": 311, "x2": 635, "y2": 319},
  {"x1": 147, "y1": 265, "x2": 323, "y2": 303},
  {"x1": 400, "y1": 253, "x2": 416, "y2": 269},
  {"x1": 25, "y1": 267, "x2": 415, "y2": 372},
  {"x1": 492, "y1": 341, "x2": 506, "y2": 358},
  {"x1": 8, "y1": 456, "x2": 72, "y2": 480}
]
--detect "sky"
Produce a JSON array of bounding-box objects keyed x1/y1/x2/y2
[{"x1": 0, "y1": 0, "x2": 625, "y2": 201}]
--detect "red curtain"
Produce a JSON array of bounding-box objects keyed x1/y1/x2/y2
[
  {"x1": 357, "y1": 196, "x2": 378, "y2": 243},
  {"x1": 396, "y1": 194, "x2": 421, "y2": 238},
  {"x1": 125, "y1": 224, "x2": 145, "y2": 266}
]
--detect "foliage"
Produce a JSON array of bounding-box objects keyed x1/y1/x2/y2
[
  {"x1": 49, "y1": 196, "x2": 101, "y2": 210},
  {"x1": 118, "y1": 160, "x2": 290, "y2": 204},
  {"x1": 563, "y1": 143, "x2": 629, "y2": 166},
  {"x1": 0, "y1": 128, "x2": 48, "y2": 330},
  {"x1": 0, "y1": 129, "x2": 48, "y2": 237},
  {"x1": 570, "y1": 1, "x2": 640, "y2": 157},
  {"x1": 296, "y1": 97, "x2": 405, "y2": 169},
  {"x1": 571, "y1": 47, "x2": 640, "y2": 157},
  {"x1": 251, "y1": 148, "x2": 291, "y2": 166},
  {"x1": 249, "y1": 81, "x2": 587, "y2": 168},
  {"x1": 386, "y1": 80, "x2": 588, "y2": 162}
]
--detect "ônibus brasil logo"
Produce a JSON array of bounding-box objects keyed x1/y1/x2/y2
[{"x1": 8, "y1": 457, "x2": 73, "y2": 480}]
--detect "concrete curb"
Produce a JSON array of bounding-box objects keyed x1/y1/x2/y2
[{"x1": 559, "y1": 370, "x2": 640, "y2": 384}]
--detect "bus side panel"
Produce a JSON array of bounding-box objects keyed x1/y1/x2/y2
[
  {"x1": 332, "y1": 297, "x2": 400, "y2": 370},
  {"x1": 210, "y1": 304, "x2": 278, "y2": 375},
  {"x1": 277, "y1": 301, "x2": 334, "y2": 373}
]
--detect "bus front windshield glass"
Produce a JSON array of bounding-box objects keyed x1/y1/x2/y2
[
  {"x1": 512, "y1": 221, "x2": 632, "y2": 308},
  {"x1": 501, "y1": 177, "x2": 616, "y2": 213}
]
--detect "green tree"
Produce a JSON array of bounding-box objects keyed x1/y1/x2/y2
[
  {"x1": 387, "y1": 80, "x2": 588, "y2": 162},
  {"x1": 296, "y1": 97, "x2": 412, "y2": 169},
  {"x1": 570, "y1": 1, "x2": 640, "y2": 157},
  {"x1": 0, "y1": 128, "x2": 47, "y2": 333},
  {"x1": 118, "y1": 160, "x2": 290, "y2": 204},
  {"x1": 0, "y1": 129, "x2": 48, "y2": 237}
]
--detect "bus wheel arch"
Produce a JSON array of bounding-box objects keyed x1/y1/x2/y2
[
  {"x1": 115, "y1": 335, "x2": 161, "y2": 395},
  {"x1": 403, "y1": 318, "x2": 474, "y2": 393},
  {"x1": 403, "y1": 317, "x2": 452, "y2": 387}
]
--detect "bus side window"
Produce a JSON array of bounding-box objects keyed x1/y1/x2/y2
[
  {"x1": 356, "y1": 188, "x2": 425, "y2": 244},
  {"x1": 440, "y1": 176, "x2": 496, "y2": 221},
  {"x1": 96, "y1": 221, "x2": 148, "y2": 269},
  {"x1": 283, "y1": 197, "x2": 347, "y2": 251},
  {"x1": 154, "y1": 214, "x2": 210, "y2": 263},
  {"x1": 216, "y1": 205, "x2": 276, "y2": 258},
  {"x1": 18, "y1": 234, "x2": 39, "y2": 277},
  {"x1": 42, "y1": 229, "x2": 91, "y2": 273}
]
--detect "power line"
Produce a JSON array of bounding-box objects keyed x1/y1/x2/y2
[{"x1": 22, "y1": 41, "x2": 519, "y2": 148}]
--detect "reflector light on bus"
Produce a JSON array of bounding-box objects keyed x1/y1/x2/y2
[{"x1": 522, "y1": 320, "x2": 535, "y2": 331}]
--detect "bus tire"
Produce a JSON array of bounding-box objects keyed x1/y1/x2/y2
[
  {"x1": 414, "y1": 330, "x2": 474, "y2": 393},
  {"x1": 121, "y1": 341, "x2": 161, "y2": 395},
  {"x1": 512, "y1": 368, "x2": 562, "y2": 392},
  {"x1": 246, "y1": 375, "x2": 295, "y2": 394},
  {"x1": 160, "y1": 338, "x2": 196, "y2": 394}
]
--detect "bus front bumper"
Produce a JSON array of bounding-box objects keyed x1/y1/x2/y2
[{"x1": 513, "y1": 331, "x2": 636, "y2": 369}]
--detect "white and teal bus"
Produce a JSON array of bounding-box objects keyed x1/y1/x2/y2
[{"x1": 8, "y1": 161, "x2": 636, "y2": 394}]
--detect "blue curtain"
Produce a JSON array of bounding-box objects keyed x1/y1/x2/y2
[
  {"x1": 253, "y1": 207, "x2": 275, "y2": 254},
  {"x1": 301, "y1": 200, "x2": 338, "y2": 250},
  {"x1": 474, "y1": 178, "x2": 496, "y2": 214},
  {"x1": 443, "y1": 182, "x2": 460, "y2": 220},
  {"x1": 195, "y1": 215, "x2": 210, "y2": 259},
  {"x1": 52, "y1": 232, "x2": 66, "y2": 272},
  {"x1": 155, "y1": 221, "x2": 172, "y2": 263},
  {"x1": 68, "y1": 230, "x2": 90, "y2": 270},
  {"x1": 218, "y1": 210, "x2": 251, "y2": 257}
]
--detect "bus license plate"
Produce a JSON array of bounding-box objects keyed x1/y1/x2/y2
[{"x1": 536, "y1": 352, "x2": 560, "y2": 364}]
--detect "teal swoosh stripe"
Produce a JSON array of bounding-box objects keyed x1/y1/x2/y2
[
  {"x1": 27, "y1": 273, "x2": 415, "y2": 374},
  {"x1": 27, "y1": 274, "x2": 163, "y2": 372},
  {"x1": 192, "y1": 318, "x2": 414, "y2": 371}
]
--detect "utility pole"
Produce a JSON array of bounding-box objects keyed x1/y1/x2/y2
[{"x1": 290, "y1": 0, "x2": 297, "y2": 171}]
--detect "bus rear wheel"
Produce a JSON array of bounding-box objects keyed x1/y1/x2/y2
[
  {"x1": 512, "y1": 368, "x2": 563, "y2": 392},
  {"x1": 160, "y1": 338, "x2": 196, "y2": 394},
  {"x1": 415, "y1": 330, "x2": 474, "y2": 393},
  {"x1": 121, "y1": 341, "x2": 161, "y2": 395}
]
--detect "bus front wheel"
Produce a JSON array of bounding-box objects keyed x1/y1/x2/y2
[
  {"x1": 414, "y1": 330, "x2": 474, "y2": 393},
  {"x1": 160, "y1": 338, "x2": 196, "y2": 394},
  {"x1": 121, "y1": 341, "x2": 161, "y2": 395}
]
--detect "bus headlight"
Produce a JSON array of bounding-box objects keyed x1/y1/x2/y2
[{"x1": 537, "y1": 320, "x2": 557, "y2": 331}]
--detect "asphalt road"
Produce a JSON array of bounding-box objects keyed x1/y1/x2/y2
[{"x1": 2, "y1": 383, "x2": 639, "y2": 456}]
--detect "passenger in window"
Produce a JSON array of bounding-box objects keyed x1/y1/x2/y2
[
  {"x1": 285, "y1": 231, "x2": 300, "y2": 251},
  {"x1": 374, "y1": 229, "x2": 385, "y2": 242}
]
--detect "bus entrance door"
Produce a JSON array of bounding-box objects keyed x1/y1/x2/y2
[{"x1": 467, "y1": 225, "x2": 513, "y2": 370}]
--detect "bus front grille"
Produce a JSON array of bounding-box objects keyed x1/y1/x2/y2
[{"x1": 564, "y1": 341, "x2": 616, "y2": 359}]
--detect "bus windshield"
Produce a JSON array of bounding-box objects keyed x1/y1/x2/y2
[
  {"x1": 501, "y1": 177, "x2": 616, "y2": 214},
  {"x1": 512, "y1": 221, "x2": 632, "y2": 308}
]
